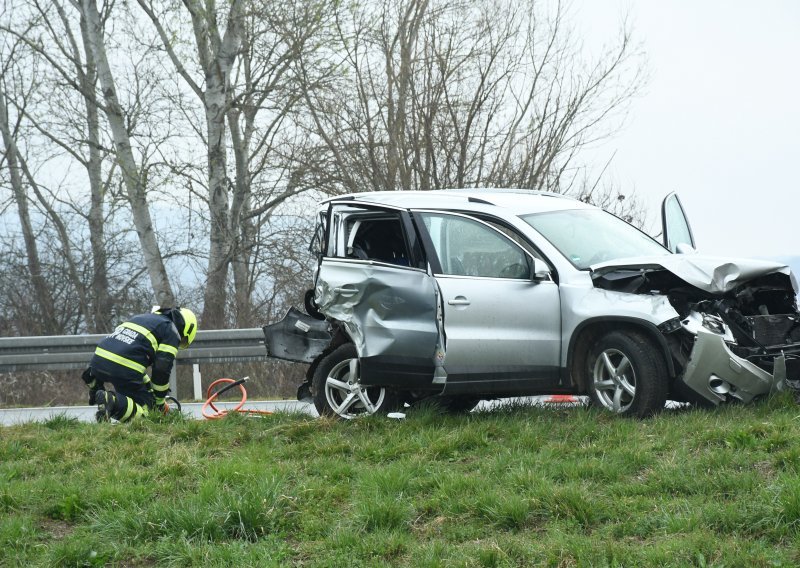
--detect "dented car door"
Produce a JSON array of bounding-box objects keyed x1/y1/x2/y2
[{"x1": 314, "y1": 203, "x2": 442, "y2": 388}]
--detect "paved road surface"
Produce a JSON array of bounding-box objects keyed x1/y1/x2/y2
[
  {"x1": 0, "y1": 400, "x2": 316, "y2": 426},
  {"x1": 0, "y1": 396, "x2": 586, "y2": 426}
]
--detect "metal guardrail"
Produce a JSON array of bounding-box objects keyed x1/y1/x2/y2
[
  {"x1": 0, "y1": 329, "x2": 269, "y2": 399},
  {"x1": 0, "y1": 328, "x2": 267, "y2": 372}
]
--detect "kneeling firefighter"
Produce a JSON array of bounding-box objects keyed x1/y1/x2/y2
[{"x1": 80, "y1": 307, "x2": 197, "y2": 422}]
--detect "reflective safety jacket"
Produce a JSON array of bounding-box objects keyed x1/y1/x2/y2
[{"x1": 91, "y1": 312, "x2": 182, "y2": 399}]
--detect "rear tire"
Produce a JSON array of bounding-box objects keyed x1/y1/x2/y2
[
  {"x1": 312, "y1": 344, "x2": 398, "y2": 419},
  {"x1": 586, "y1": 330, "x2": 668, "y2": 418}
]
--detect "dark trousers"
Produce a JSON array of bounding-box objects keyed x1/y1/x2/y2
[{"x1": 88, "y1": 358, "x2": 156, "y2": 421}]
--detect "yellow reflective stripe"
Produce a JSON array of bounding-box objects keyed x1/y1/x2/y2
[
  {"x1": 142, "y1": 374, "x2": 151, "y2": 385},
  {"x1": 157, "y1": 344, "x2": 178, "y2": 356},
  {"x1": 121, "y1": 397, "x2": 134, "y2": 421},
  {"x1": 151, "y1": 382, "x2": 170, "y2": 393},
  {"x1": 95, "y1": 348, "x2": 146, "y2": 374},
  {"x1": 120, "y1": 322, "x2": 157, "y2": 352},
  {"x1": 120, "y1": 400, "x2": 147, "y2": 422}
]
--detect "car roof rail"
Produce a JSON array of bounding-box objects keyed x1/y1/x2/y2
[{"x1": 468, "y1": 196, "x2": 494, "y2": 205}]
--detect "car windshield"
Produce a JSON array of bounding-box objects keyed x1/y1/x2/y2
[{"x1": 521, "y1": 209, "x2": 670, "y2": 269}]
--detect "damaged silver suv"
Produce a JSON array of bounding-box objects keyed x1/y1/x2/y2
[{"x1": 264, "y1": 189, "x2": 800, "y2": 418}]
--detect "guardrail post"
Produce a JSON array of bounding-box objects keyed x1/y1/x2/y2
[
  {"x1": 192, "y1": 364, "x2": 202, "y2": 401},
  {"x1": 169, "y1": 367, "x2": 177, "y2": 399}
]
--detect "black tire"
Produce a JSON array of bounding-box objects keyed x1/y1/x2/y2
[
  {"x1": 424, "y1": 395, "x2": 481, "y2": 414},
  {"x1": 312, "y1": 343, "x2": 399, "y2": 419},
  {"x1": 585, "y1": 330, "x2": 668, "y2": 418}
]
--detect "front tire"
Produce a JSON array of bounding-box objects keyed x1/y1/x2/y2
[
  {"x1": 586, "y1": 330, "x2": 668, "y2": 418},
  {"x1": 312, "y1": 344, "x2": 398, "y2": 419}
]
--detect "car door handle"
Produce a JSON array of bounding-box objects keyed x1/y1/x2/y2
[
  {"x1": 447, "y1": 296, "x2": 470, "y2": 306},
  {"x1": 334, "y1": 286, "x2": 358, "y2": 297}
]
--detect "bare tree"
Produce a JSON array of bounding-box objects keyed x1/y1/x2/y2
[
  {"x1": 135, "y1": 0, "x2": 336, "y2": 327},
  {"x1": 79, "y1": 0, "x2": 175, "y2": 307},
  {"x1": 298, "y1": 0, "x2": 644, "y2": 198},
  {"x1": 132, "y1": 0, "x2": 246, "y2": 329},
  {"x1": 0, "y1": 64, "x2": 59, "y2": 333},
  {"x1": 1, "y1": 0, "x2": 187, "y2": 332},
  {"x1": 1, "y1": 0, "x2": 117, "y2": 331},
  {"x1": 0, "y1": 1, "x2": 167, "y2": 331}
]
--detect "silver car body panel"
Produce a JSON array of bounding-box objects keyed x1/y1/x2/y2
[
  {"x1": 681, "y1": 328, "x2": 786, "y2": 404},
  {"x1": 434, "y1": 276, "x2": 561, "y2": 381},
  {"x1": 262, "y1": 307, "x2": 332, "y2": 363},
  {"x1": 558, "y1": 280, "x2": 681, "y2": 368},
  {"x1": 591, "y1": 255, "x2": 798, "y2": 295}
]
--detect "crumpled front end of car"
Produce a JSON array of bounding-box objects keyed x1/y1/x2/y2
[
  {"x1": 677, "y1": 322, "x2": 795, "y2": 404},
  {"x1": 593, "y1": 257, "x2": 800, "y2": 405},
  {"x1": 670, "y1": 304, "x2": 800, "y2": 405}
]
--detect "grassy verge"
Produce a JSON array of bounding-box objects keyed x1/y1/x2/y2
[{"x1": 2, "y1": 395, "x2": 800, "y2": 567}]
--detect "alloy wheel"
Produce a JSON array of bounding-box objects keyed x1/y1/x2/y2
[
  {"x1": 592, "y1": 347, "x2": 636, "y2": 413},
  {"x1": 324, "y1": 357, "x2": 387, "y2": 419}
]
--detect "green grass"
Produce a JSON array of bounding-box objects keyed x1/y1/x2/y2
[{"x1": 3, "y1": 396, "x2": 800, "y2": 567}]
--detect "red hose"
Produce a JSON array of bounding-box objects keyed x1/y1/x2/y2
[{"x1": 201, "y1": 377, "x2": 274, "y2": 420}]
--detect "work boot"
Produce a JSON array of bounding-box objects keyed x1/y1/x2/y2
[
  {"x1": 89, "y1": 387, "x2": 104, "y2": 407},
  {"x1": 95, "y1": 390, "x2": 117, "y2": 422}
]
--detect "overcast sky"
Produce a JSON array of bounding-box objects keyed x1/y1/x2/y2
[{"x1": 573, "y1": 1, "x2": 799, "y2": 260}]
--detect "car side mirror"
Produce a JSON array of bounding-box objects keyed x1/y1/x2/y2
[
  {"x1": 530, "y1": 258, "x2": 551, "y2": 281},
  {"x1": 675, "y1": 242, "x2": 697, "y2": 255}
]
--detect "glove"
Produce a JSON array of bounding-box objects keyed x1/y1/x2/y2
[
  {"x1": 82, "y1": 368, "x2": 106, "y2": 405},
  {"x1": 80, "y1": 368, "x2": 94, "y2": 386},
  {"x1": 88, "y1": 386, "x2": 104, "y2": 406},
  {"x1": 154, "y1": 397, "x2": 170, "y2": 414}
]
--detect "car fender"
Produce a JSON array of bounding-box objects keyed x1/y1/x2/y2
[{"x1": 566, "y1": 316, "x2": 677, "y2": 391}]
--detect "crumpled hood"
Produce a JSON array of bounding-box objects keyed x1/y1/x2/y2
[{"x1": 590, "y1": 254, "x2": 798, "y2": 295}]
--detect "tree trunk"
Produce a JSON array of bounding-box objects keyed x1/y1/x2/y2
[
  {"x1": 81, "y1": 0, "x2": 175, "y2": 307},
  {"x1": 79, "y1": 10, "x2": 113, "y2": 332},
  {"x1": 191, "y1": 0, "x2": 245, "y2": 329},
  {"x1": 201, "y1": 84, "x2": 232, "y2": 328},
  {"x1": 0, "y1": 88, "x2": 59, "y2": 334},
  {"x1": 228, "y1": 108, "x2": 254, "y2": 327}
]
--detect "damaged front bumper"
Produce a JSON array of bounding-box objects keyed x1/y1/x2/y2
[{"x1": 681, "y1": 328, "x2": 791, "y2": 404}]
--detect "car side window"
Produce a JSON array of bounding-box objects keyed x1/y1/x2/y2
[
  {"x1": 336, "y1": 214, "x2": 411, "y2": 267},
  {"x1": 419, "y1": 213, "x2": 531, "y2": 279},
  {"x1": 309, "y1": 213, "x2": 327, "y2": 258}
]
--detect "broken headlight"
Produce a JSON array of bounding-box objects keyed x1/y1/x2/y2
[
  {"x1": 658, "y1": 317, "x2": 682, "y2": 333},
  {"x1": 681, "y1": 311, "x2": 735, "y2": 342}
]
